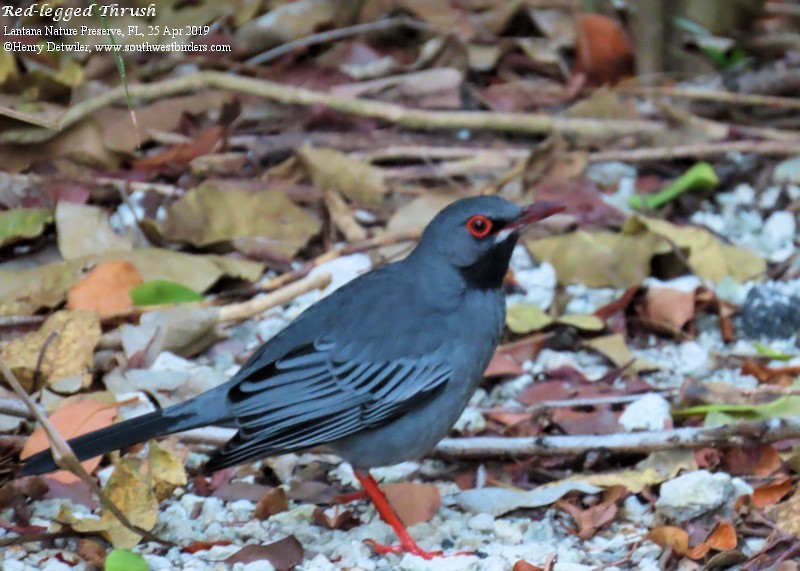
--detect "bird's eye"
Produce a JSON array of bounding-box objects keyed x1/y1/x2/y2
[{"x1": 466, "y1": 215, "x2": 493, "y2": 238}]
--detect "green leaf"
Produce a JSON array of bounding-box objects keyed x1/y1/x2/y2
[
  {"x1": 676, "y1": 396, "x2": 800, "y2": 425},
  {"x1": 104, "y1": 549, "x2": 148, "y2": 571},
  {"x1": 629, "y1": 162, "x2": 718, "y2": 210},
  {"x1": 754, "y1": 342, "x2": 796, "y2": 362},
  {"x1": 0, "y1": 208, "x2": 53, "y2": 248},
  {"x1": 130, "y1": 280, "x2": 204, "y2": 306}
]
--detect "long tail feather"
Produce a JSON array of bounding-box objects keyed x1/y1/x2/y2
[{"x1": 22, "y1": 394, "x2": 230, "y2": 476}]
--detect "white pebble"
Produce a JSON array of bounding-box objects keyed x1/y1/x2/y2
[{"x1": 467, "y1": 513, "x2": 495, "y2": 531}]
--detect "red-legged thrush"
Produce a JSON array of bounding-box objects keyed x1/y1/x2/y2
[{"x1": 22, "y1": 196, "x2": 565, "y2": 558}]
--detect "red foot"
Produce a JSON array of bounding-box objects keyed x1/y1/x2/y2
[
  {"x1": 353, "y1": 471, "x2": 474, "y2": 560},
  {"x1": 364, "y1": 538, "x2": 443, "y2": 560}
]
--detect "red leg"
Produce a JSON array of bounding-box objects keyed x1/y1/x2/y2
[{"x1": 354, "y1": 471, "x2": 444, "y2": 560}]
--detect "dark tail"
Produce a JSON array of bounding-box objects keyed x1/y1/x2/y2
[{"x1": 22, "y1": 393, "x2": 231, "y2": 476}]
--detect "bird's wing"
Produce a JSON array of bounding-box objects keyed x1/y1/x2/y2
[{"x1": 204, "y1": 338, "x2": 452, "y2": 471}]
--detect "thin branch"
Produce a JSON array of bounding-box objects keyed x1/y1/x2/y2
[
  {"x1": 620, "y1": 85, "x2": 800, "y2": 111},
  {"x1": 479, "y1": 390, "x2": 678, "y2": 415},
  {"x1": 217, "y1": 272, "x2": 332, "y2": 322},
  {"x1": 246, "y1": 17, "x2": 432, "y2": 65},
  {"x1": 589, "y1": 140, "x2": 800, "y2": 163},
  {"x1": 0, "y1": 71, "x2": 663, "y2": 145},
  {"x1": 0, "y1": 358, "x2": 168, "y2": 546},
  {"x1": 434, "y1": 417, "x2": 800, "y2": 460}
]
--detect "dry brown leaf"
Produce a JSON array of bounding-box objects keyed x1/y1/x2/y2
[
  {"x1": 723, "y1": 445, "x2": 782, "y2": 476},
  {"x1": 641, "y1": 288, "x2": 697, "y2": 334},
  {"x1": 224, "y1": 536, "x2": 304, "y2": 570},
  {"x1": 254, "y1": 487, "x2": 289, "y2": 520},
  {"x1": 55, "y1": 202, "x2": 133, "y2": 260},
  {"x1": 71, "y1": 458, "x2": 159, "y2": 549},
  {"x1": 1, "y1": 310, "x2": 101, "y2": 392},
  {"x1": 21, "y1": 398, "x2": 123, "y2": 484},
  {"x1": 573, "y1": 14, "x2": 634, "y2": 86},
  {"x1": 382, "y1": 482, "x2": 441, "y2": 527},
  {"x1": 648, "y1": 525, "x2": 689, "y2": 555},
  {"x1": 148, "y1": 441, "x2": 187, "y2": 502},
  {"x1": 753, "y1": 477, "x2": 794, "y2": 509},
  {"x1": 133, "y1": 125, "x2": 225, "y2": 169},
  {"x1": 513, "y1": 560, "x2": 544, "y2": 571},
  {"x1": 686, "y1": 521, "x2": 738, "y2": 559},
  {"x1": 313, "y1": 507, "x2": 360, "y2": 530},
  {"x1": 297, "y1": 145, "x2": 386, "y2": 205},
  {"x1": 67, "y1": 261, "x2": 144, "y2": 316},
  {"x1": 484, "y1": 351, "x2": 525, "y2": 378},
  {"x1": 769, "y1": 489, "x2": 800, "y2": 535}
]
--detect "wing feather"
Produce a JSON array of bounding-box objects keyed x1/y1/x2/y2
[{"x1": 204, "y1": 341, "x2": 451, "y2": 472}]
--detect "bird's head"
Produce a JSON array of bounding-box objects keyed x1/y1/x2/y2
[{"x1": 411, "y1": 196, "x2": 565, "y2": 289}]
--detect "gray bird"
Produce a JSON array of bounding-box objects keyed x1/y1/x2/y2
[{"x1": 22, "y1": 196, "x2": 564, "y2": 559}]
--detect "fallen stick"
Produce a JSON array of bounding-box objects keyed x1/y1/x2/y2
[
  {"x1": 589, "y1": 140, "x2": 800, "y2": 163},
  {"x1": 618, "y1": 85, "x2": 800, "y2": 111},
  {"x1": 433, "y1": 417, "x2": 800, "y2": 460},
  {"x1": 0, "y1": 358, "x2": 168, "y2": 545},
  {"x1": 1, "y1": 71, "x2": 663, "y2": 145},
  {"x1": 217, "y1": 271, "x2": 332, "y2": 322}
]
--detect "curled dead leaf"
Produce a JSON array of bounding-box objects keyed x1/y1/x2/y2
[
  {"x1": 21, "y1": 397, "x2": 123, "y2": 484},
  {"x1": 752, "y1": 477, "x2": 794, "y2": 509}
]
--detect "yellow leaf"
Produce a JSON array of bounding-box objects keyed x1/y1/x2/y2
[
  {"x1": 506, "y1": 304, "x2": 553, "y2": 333},
  {"x1": 298, "y1": 145, "x2": 386, "y2": 205},
  {"x1": 557, "y1": 314, "x2": 605, "y2": 331},
  {"x1": 585, "y1": 333, "x2": 660, "y2": 373},
  {"x1": 148, "y1": 441, "x2": 187, "y2": 502},
  {"x1": 73, "y1": 458, "x2": 158, "y2": 549},
  {"x1": 1, "y1": 310, "x2": 101, "y2": 392}
]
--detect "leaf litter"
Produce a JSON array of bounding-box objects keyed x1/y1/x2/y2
[{"x1": 1, "y1": 1, "x2": 800, "y2": 570}]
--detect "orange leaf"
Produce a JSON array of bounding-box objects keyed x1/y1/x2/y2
[
  {"x1": 705, "y1": 521, "x2": 737, "y2": 551},
  {"x1": 67, "y1": 261, "x2": 143, "y2": 316},
  {"x1": 641, "y1": 288, "x2": 696, "y2": 334},
  {"x1": 686, "y1": 521, "x2": 738, "y2": 560},
  {"x1": 513, "y1": 561, "x2": 544, "y2": 571},
  {"x1": 753, "y1": 478, "x2": 794, "y2": 509},
  {"x1": 648, "y1": 526, "x2": 689, "y2": 555},
  {"x1": 21, "y1": 399, "x2": 122, "y2": 483},
  {"x1": 382, "y1": 482, "x2": 441, "y2": 527},
  {"x1": 485, "y1": 351, "x2": 524, "y2": 378},
  {"x1": 724, "y1": 445, "x2": 782, "y2": 476},
  {"x1": 133, "y1": 125, "x2": 224, "y2": 169},
  {"x1": 574, "y1": 14, "x2": 634, "y2": 86}
]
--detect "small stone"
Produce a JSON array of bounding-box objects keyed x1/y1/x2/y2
[
  {"x1": 619, "y1": 394, "x2": 672, "y2": 432},
  {"x1": 467, "y1": 513, "x2": 495, "y2": 531},
  {"x1": 229, "y1": 499, "x2": 256, "y2": 522},
  {"x1": 242, "y1": 561, "x2": 276, "y2": 571},
  {"x1": 773, "y1": 155, "x2": 800, "y2": 184},
  {"x1": 656, "y1": 470, "x2": 733, "y2": 521},
  {"x1": 586, "y1": 161, "x2": 637, "y2": 187},
  {"x1": 41, "y1": 561, "x2": 73, "y2": 571},
  {"x1": 760, "y1": 211, "x2": 796, "y2": 262},
  {"x1": 740, "y1": 284, "x2": 800, "y2": 340}
]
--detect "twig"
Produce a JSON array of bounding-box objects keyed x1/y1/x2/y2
[
  {"x1": 0, "y1": 171, "x2": 180, "y2": 197},
  {"x1": 479, "y1": 390, "x2": 678, "y2": 415},
  {"x1": 0, "y1": 358, "x2": 167, "y2": 545},
  {"x1": 0, "y1": 104, "x2": 58, "y2": 129},
  {"x1": 258, "y1": 229, "x2": 422, "y2": 291},
  {"x1": 0, "y1": 315, "x2": 46, "y2": 328},
  {"x1": 0, "y1": 398, "x2": 37, "y2": 420},
  {"x1": 0, "y1": 71, "x2": 663, "y2": 145},
  {"x1": 434, "y1": 417, "x2": 800, "y2": 460},
  {"x1": 618, "y1": 85, "x2": 800, "y2": 111},
  {"x1": 352, "y1": 145, "x2": 530, "y2": 163},
  {"x1": 217, "y1": 272, "x2": 332, "y2": 322},
  {"x1": 246, "y1": 17, "x2": 431, "y2": 65},
  {"x1": 324, "y1": 190, "x2": 367, "y2": 242},
  {"x1": 589, "y1": 140, "x2": 800, "y2": 163},
  {"x1": 0, "y1": 530, "x2": 100, "y2": 548}
]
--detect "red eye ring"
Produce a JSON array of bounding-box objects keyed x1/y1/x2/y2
[{"x1": 466, "y1": 215, "x2": 493, "y2": 238}]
